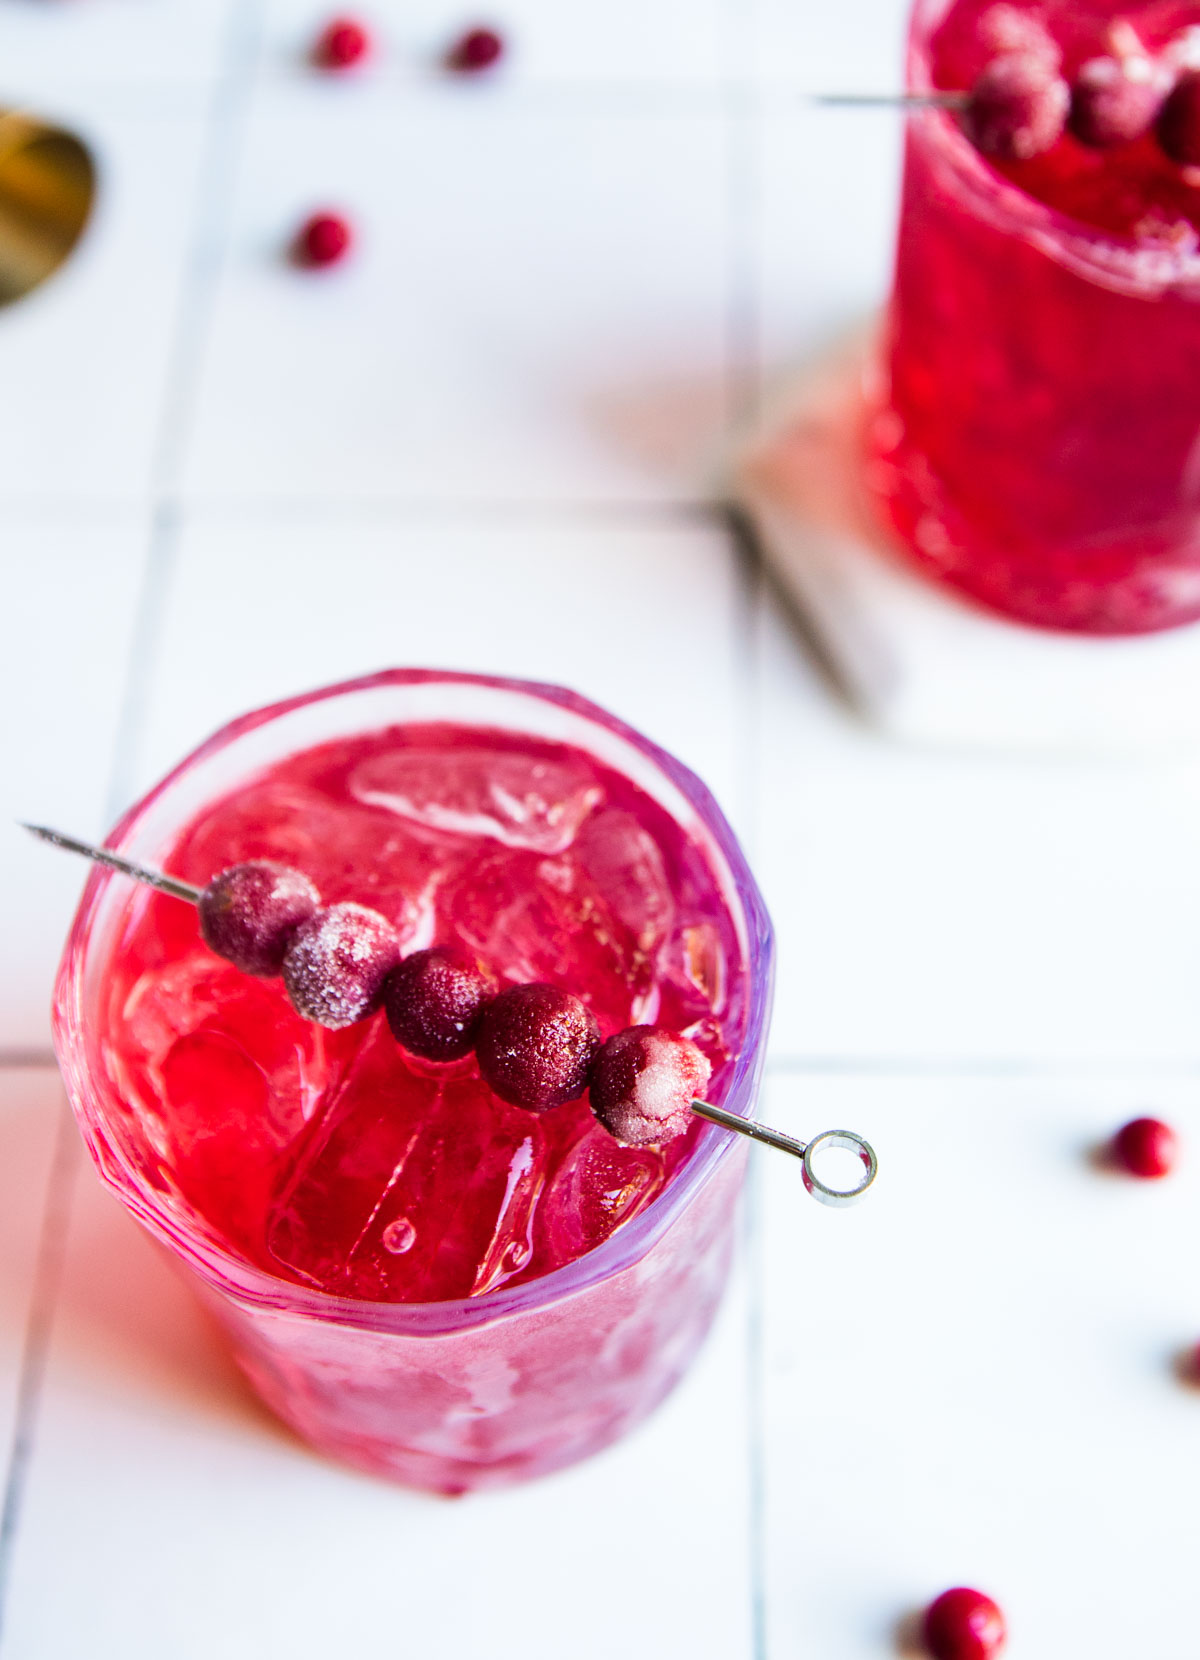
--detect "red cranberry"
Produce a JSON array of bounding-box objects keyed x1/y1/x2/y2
[
  {"x1": 198, "y1": 861, "x2": 319, "y2": 977},
  {"x1": 1158, "y1": 70, "x2": 1200, "y2": 165},
  {"x1": 281, "y1": 902, "x2": 399, "y2": 1028},
  {"x1": 1070, "y1": 54, "x2": 1170, "y2": 147},
  {"x1": 447, "y1": 25, "x2": 505, "y2": 72},
  {"x1": 923, "y1": 1587, "x2": 1007, "y2": 1660},
  {"x1": 589, "y1": 1026, "x2": 710, "y2": 1147},
  {"x1": 963, "y1": 52, "x2": 1069, "y2": 160},
  {"x1": 475, "y1": 984, "x2": 599, "y2": 1111},
  {"x1": 293, "y1": 211, "x2": 353, "y2": 268},
  {"x1": 313, "y1": 15, "x2": 371, "y2": 69},
  {"x1": 383, "y1": 946, "x2": 497, "y2": 1062},
  {"x1": 1111, "y1": 1116, "x2": 1178, "y2": 1178}
]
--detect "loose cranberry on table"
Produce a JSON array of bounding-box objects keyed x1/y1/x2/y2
[
  {"x1": 475, "y1": 983, "x2": 599, "y2": 1111},
  {"x1": 447, "y1": 24, "x2": 505, "y2": 72},
  {"x1": 963, "y1": 51, "x2": 1070, "y2": 161},
  {"x1": 281, "y1": 901, "x2": 400, "y2": 1028},
  {"x1": 312, "y1": 15, "x2": 371, "y2": 69},
  {"x1": 923, "y1": 1587, "x2": 1007, "y2": 1660},
  {"x1": 1157, "y1": 70, "x2": 1200, "y2": 166},
  {"x1": 1069, "y1": 53, "x2": 1171, "y2": 148},
  {"x1": 589, "y1": 1027, "x2": 711, "y2": 1147},
  {"x1": 1111, "y1": 1116, "x2": 1178, "y2": 1178},
  {"x1": 383, "y1": 945, "x2": 497, "y2": 1062},
  {"x1": 292, "y1": 210, "x2": 354, "y2": 268}
]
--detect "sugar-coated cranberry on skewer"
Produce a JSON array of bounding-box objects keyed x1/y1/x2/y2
[
  {"x1": 383, "y1": 945, "x2": 497, "y2": 1061},
  {"x1": 474, "y1": 983, "x2": 599, "y2": 1110},
  {"x1": 198, "y1": 861, "x2": 320, "y2": 976},
  {"x1": 961, "y1": 50, "x2": 1069, "y2": 160},
  {"x1": 1069, "y1": 51, "x2": 1171, "y2": 148},
  {"x1": 281, "y1": 902, "x2": 400, "y2": 1028},
  {"x1": 923, "y1": 1587, "x2": 1007, "y2": 1660},
  {"x1": 589, "y1": 1026, "x2": 712, "y2": 1147}
]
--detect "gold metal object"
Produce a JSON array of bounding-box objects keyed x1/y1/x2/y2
[{"x1": 0, "y1": 110, "x2": 96, "y2": 305}]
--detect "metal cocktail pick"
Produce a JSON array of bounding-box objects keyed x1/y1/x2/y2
[{"x1": 23, "y1": 822, "x2": 878, "y2": 1207}]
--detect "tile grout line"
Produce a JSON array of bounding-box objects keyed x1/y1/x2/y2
[{"x1": 0, "y1": 1095, "x2": 81, "y2": 1645}]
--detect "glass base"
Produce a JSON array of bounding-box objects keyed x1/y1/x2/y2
[{"x1": 736, "y1": 336, "x2": 1200, "y2": 754}]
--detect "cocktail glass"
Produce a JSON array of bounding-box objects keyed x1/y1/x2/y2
[
  {"x1": 866, "y1": 0, "x2": 1200, "y2": 634},
  {"x1": 52, "y1": 669, "x2": 773, "y2": 1494}
]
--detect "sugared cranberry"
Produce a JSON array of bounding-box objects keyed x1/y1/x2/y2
[
  {"x1": 383, "y1": 946, "x2": 497, "y2": 1062},
  {"x1": 281, "y1": 902, "x2": 399, "y2": 1028},
  {"x1": 447, "y1": 25, "x2": 505, "y2": 72},
  {"x1": 1158, "y1": 70, "x2": 1200, "y2": 164},
  {"x1": 963, "y1": 52, "x2": 1069, "y2": 160},
  {"x1": 1070, "y1": 54, "x2": 1170, "y2": 148},
  {"x1": 198, "y1": 861, "x2": 319, "y2": 977},
  {"x1": 292, "y1": 211, "x2": 353, "y2": 268},
  {"x1": 923, "y1": 1587, "x2": 1007, "y2": 1660},
  {"x1": 475, "y1": 984, "x2": 599, "y2": 1111},
  {"x1": 1111, "y1": 1116, "x2": 1178, "y2": 1178},
  {"x1": 589, "y1": 1026, "x2": 711, "y2": 1147},
  {"x1": 313, "y1": 15, "x2": 371, "y2": 69}
]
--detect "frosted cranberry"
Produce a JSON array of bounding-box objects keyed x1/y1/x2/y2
[
  {"x1": 1158, "y1": 70, "x2": 1200, "y2": 165},
  {"x1": 1112, "y1": 1116, "x2": 1178, "y2": 1178},
  {"x1": 198, "y1": 861, "x2": 319, "y2": 977},
  {"x1": 589, "y1": 1026, "x2": 710, "y2": 1147},
  {"x1": 475, "y1": 983, "x2": 599, "y2": 1111},
  {"x1": 1069, "y1": 55, "x2": 1169, "y2": 148},
  {"x1": 447, "y1": 25, "x2": 504, "y2": 72},
  {"x1": 923, "y1": 1587, "x2": 1007, "y2": 1660},
  {"x1": 383, "y1": 946, "x2": 497, "y2": 1062},
  {"x1": 282, "y1": 902, "x2": 399, "y2": 1028},
  {"x1": 313, "y1": 15, "x2": 371, "y2": 69},
  {"x1": 963, "y1": 52, "x2": 1069, "y2": 160},
  {"x1": 293, "y1": 211, "x2": 353, "y2": 268}
]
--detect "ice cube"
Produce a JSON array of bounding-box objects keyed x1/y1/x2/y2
[
  {"x1": 267, "y1": 1025, "x2": 552, "y2": 1301},
  {"x1": 349, "y1": 747, "x2": 603, "y2": 854},
  {"x1": 539, "y1": 1123, "x2": 667, "y2": 1263}
]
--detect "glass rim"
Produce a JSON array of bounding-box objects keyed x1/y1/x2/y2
[
  {"x1": 906, "y1": 0, "x2": 1200, "y2": 298},
  {"x1": 53, "y1": 666, "x2": 774, "y2": 1337}
]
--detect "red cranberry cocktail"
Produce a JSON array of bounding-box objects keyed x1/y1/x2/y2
[
  {"x1": 867, "y1": 0, "x2": 1200, "y2": 634},
  {"x1": 53, "y1": 670, "x2": 772, "y2": 1493}
]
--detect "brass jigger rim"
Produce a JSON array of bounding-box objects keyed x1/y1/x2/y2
[{"x1": 0, "y1": 107, "x2": 96, "y2": 306}]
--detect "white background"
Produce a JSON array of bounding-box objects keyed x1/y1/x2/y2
[{"x1": 3, "y1": 1, "x2": 1200, "y2": 1655}]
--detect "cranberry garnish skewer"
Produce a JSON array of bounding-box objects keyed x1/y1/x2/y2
[{"x1": 24, "y1": 824, "x2": 878, "y2": 1204}]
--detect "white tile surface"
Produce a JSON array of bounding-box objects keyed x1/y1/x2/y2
[
  {"x1": 755, "y1": 101, "x2": 901, "y2": 381},
  {"x1": 758, "y1": 1072, "x2": 1200, "y2": 1659},
  {"x1": 0, "y1": 86, "x2": 210, "y2": 504},
  {"x1": 129, "y1": 513, "x2": 746, "y2": 826},
  {"x1": 750, "y1": 0, "x2": 908, "y2": 92},
  {"x1": 0, "y1": 0, "x2": 237, "y2": 95},
  {"x1": 0, "y1": 1071, "x2": 67, "y2": 1453},
  {"x1": 754, "y1": 584, "x2": 1200, "y2": 1064},
  {"x1": 0, "y1": 516, "x2": 147, "y2": 1049},
  {"x1": 3, "y1": 1147, "x2": 753, "y2": 1660},
  {"x1": 178, "y1": 84, "x2": 732, "y2": 506}
]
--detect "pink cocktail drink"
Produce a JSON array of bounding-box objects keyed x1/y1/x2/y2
[
  {"x1": 54, "y1": 670, "x2": 772, "y2": 1492},
  {"x1": 867, "y1": 0, "x2": 1200, "y2": 634}
]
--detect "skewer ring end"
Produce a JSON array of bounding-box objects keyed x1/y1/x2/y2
[{"x1": 801, "y1": 1130, "x2": 877, "y2": 1207}]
